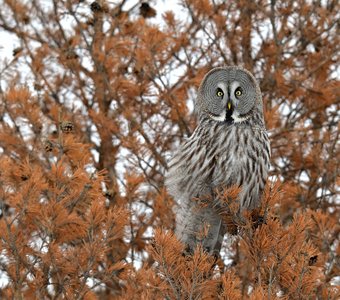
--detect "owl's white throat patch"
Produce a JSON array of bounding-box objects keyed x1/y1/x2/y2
[
  {"x1": 208, "y1": 110, "x2": 249, "y2": 123},
  {"x1": 208, "y1": 110, "x2": 226, "y2": 122},
  {"x1": 231, "y1": 111, "x2": 249, "y2": 123}
]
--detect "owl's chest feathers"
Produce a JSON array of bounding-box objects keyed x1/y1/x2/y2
[
  {"x1": 180, "y1": 123, "x2": 267, "y2": 192},
  {"x1": 197, "y1": 124, "x2": 242, "y2": 175},
  {"x1": 166, "y1": 118, "x2": 270, "y2": 203}
]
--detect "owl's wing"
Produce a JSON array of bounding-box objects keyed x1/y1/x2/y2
[{"x1": 165, "y1": 140, "x2": 226, "y2": 255}]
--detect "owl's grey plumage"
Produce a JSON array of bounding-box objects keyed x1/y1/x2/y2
[{"x1": 165, "y1": 66, "x2": 271, "y2": 255}]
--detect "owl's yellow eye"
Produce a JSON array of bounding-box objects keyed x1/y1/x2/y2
[
  {"x1": 216, "y1": 89, "x2": 224, "y2": 97},
  {"x1": 235, "y1": 87, "x2": 242, "y2": 97}
]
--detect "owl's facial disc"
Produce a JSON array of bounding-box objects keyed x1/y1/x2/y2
[{"x1": 199, "y1": 67, "x2": 258, "y2": 123}]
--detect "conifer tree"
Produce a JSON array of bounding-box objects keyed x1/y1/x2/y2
[{"x1": 0, "y1": 0, "x2": 338, "y2": 298}]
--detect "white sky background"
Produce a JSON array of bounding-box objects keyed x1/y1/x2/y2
[{"x1": 0, "y1": 30, "x2": 15, "y2": 62}]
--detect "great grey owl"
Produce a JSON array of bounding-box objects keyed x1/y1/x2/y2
[{"x1": 165, "y1": 66, "x2": 271, "y2": 255}]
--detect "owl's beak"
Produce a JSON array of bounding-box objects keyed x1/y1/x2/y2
[{"x1": 227, "y1": 101, "x2": 232, "y2": 110}]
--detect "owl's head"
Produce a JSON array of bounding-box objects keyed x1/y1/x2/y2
[{"x1": 197, "y1": 66, "x2": 263, "y2": 123}]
